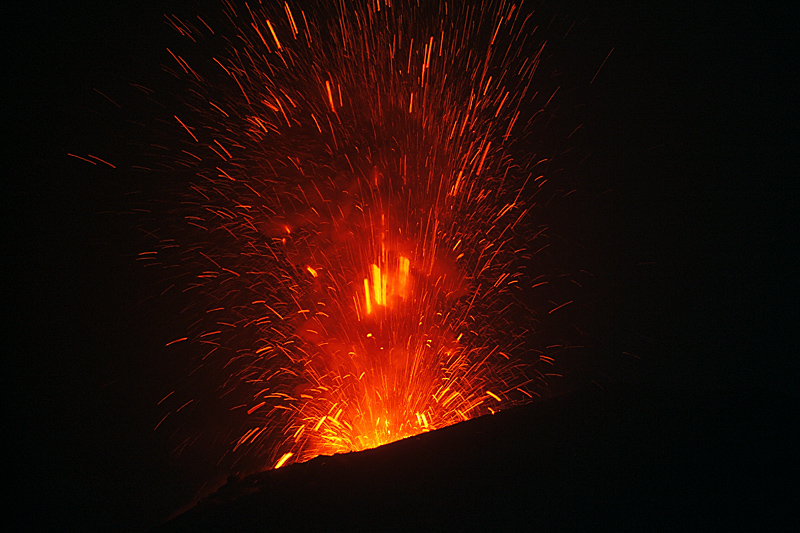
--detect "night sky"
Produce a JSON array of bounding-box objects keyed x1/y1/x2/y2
[{"x1": 12, "y1": 1, "x2": 795, "y2": 530}]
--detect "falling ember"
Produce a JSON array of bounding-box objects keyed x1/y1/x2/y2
[
  {"x1": 151, "y1": 0, "x2": 569, "y2": 471},
  {"x1": 274, "y1": 452, "x2": 293, "y2": 469}
]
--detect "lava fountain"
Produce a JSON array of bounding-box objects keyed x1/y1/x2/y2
[{"x1": 150, "y1": 0, "x2": 566, "y2": 471}]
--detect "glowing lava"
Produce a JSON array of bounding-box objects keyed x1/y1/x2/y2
[{"x1": 150, "y1": 0, "x2": 563, "y2": 470}]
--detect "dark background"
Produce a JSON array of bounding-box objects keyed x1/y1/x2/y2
[{"x1": 11, "y1": 1, "x2": 796, "y2": 530}]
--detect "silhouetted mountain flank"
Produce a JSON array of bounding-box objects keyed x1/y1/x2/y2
[{"x1": 156, "y1": 385, "x2": 798, "y2": 531}]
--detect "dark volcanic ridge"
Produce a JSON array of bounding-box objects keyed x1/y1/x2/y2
[{"x1": 156, "y1": 385, "x2": 798, "y2": 531}]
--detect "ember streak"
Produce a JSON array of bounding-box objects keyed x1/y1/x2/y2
[{"x1": 149, "y1": 0, "x2": 567, "y2": 471}]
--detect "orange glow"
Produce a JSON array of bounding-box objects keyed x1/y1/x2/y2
[
  {"x1": 363, "y1": 254, "x2": 411, "y2": 314},
  {"x1": 155, "y1": 0, "x2": 562, "y2": 471}
]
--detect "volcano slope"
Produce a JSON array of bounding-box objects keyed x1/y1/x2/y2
[{"x1": 155, "y1": 384, "x2": 797, "y2": 531}]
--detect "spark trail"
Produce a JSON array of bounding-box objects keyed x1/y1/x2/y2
[{"x1": 151, "y1": 0, "x2": 565, "y2": 470}]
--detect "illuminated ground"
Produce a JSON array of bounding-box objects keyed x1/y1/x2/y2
[{"x1": 155, "y1": 384, "x2": 797, "y2": 531}]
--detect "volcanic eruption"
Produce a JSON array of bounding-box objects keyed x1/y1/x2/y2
[{"x1": 148, "y1": 0, "x2": 570, "y2": 473}]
